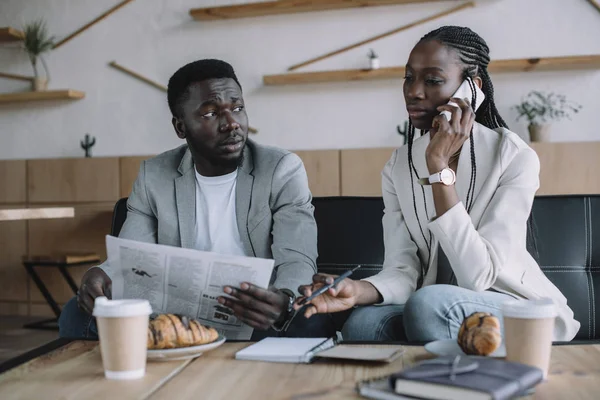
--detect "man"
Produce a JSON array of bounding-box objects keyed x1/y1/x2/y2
[{"x1": 59, "y1": 59, "x2": 330, "y2": 339}]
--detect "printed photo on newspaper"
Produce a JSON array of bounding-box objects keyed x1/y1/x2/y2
[{"x1": 104, "y1": 235, "x2": 275, "y2": 340}]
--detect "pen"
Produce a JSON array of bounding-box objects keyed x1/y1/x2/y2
[{"x1": 299, "y1": 265, "x2": 362, "y2": 306}]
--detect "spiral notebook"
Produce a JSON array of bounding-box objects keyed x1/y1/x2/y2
[
  {"x1": 235, "y1": 338, "x2": 404, "y2": 364},
  {"x1": 235, "y1": 338, "x2": 336, "y2": 363}
]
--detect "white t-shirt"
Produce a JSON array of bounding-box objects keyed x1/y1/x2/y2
[{"x1": 194, "y1": 169, "x2": 247, "y2": 257}]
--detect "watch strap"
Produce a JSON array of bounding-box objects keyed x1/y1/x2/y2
[
  {"x1": 418, "y1": 168, "x2": 454, "y2": 186},
  {"x1": 271, "y1": 288, "x2": 297, "y2": 332},
  {"x1": 429, "y1": 172, "x2": 443, "y2": 184},
  {"x1": 418, "y1": 173, "x2": 441, "y2": 185}
]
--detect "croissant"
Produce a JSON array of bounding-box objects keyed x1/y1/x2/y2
[
  {"x1": 457, "y1": 311, "x2": 502, "y2": 356},
  {"x1": 147, "y1": 314, "x2": 219, "y2": 350}
]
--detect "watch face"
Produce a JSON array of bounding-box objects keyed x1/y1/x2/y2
[{"x1": 440, "y1": 168, "x2": 455, "y2": 185}]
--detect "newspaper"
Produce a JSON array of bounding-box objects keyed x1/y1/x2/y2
[{"x1": 105, "y1": 235, "x2": 275, "y2": 340}]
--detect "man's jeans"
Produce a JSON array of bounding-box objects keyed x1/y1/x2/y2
[
  {"x1": 341, "y1": 284, "x2": 515, "y2": 341},
  {"x1": 58, "y1": 296, "x2": 337, "y2": 340}
]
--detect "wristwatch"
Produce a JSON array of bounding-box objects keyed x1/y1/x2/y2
[
  {"x1": 418, "y1": 167, "x2": 456, "y2": 186},
  {"x1": 272, "y1": 288, "x2": 296, "y2": 332}
]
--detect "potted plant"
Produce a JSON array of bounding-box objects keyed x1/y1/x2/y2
[
  {"x1": 22, "y1": 19, "x2": 55, "y2": 91},
  {"x1": 513, "y1": 91, "x2": 582, "y2": 142},
  {"x1": 368, "y1": 49, "x2": 380, "y2": 70}
]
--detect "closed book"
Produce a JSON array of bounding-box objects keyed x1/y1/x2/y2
[
  {"x1": 357, "y1": 376, "x2": 414, "y2": 400},
  {"x1": 390, "y1": 356, "x2": 543, "y2": 400},
  {"x1": 316, "y1": 345, "x2": 404, "y2": 363}
]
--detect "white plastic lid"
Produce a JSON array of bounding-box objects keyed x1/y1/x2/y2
[
  {"x1": 92, "y1": 297, "x2": 152, "y2": 318},
  {"x1": 502, "y1": 298, "x2": 557, "y2": 319}
]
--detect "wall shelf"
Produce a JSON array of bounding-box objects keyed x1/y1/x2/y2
[
  {"x1": 0, "y1": 27, "x2": 24, "y2": 42},
  {"x1": 263, "y1": 54, "x2": 600, "y2": 86},
  {"x1": 190, "y1": 0, "x2": 447, "y2": 20},
  {"x1": 0, "y1": 90, "x2": 85, "y2": 104}
]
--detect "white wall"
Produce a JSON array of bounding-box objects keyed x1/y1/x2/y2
[{"x1": 1, "y1": 0, "x2": 599, "y2": 160}]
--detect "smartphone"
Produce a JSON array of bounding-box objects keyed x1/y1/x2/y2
[{"x1": 440, "y1": 78, "x2": 485, "y2": 122}]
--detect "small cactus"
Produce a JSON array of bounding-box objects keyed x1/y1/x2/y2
[
  {"x1": 80, "y1": 133, "x2": 96, "y2": 157},
  {"x1": 397, "y1": 121, "x2": 408, "y2": 145}
]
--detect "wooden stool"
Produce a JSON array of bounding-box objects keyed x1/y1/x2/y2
[{"x1": 22, "y1": 253, "x2": 101, "y2": 330}]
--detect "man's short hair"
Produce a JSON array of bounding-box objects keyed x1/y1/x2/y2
[{"x1": 167, "y1": 59, "x2": 242, "y2": 118}]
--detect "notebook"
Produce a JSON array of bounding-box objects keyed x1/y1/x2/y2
[
  {"x1": 357, "y1": 376, "x2": 413, "y2": 400},
  {"x1": 235, "y1": 338, "x2": 404, "y2": 364},
  {"x1": 315, "y1": 345, "x2": 404, "y2": 363},
  {"x1": 389, "y1": 356, "x2": 543, "y2": 400},
  {"x1": 235, "y1": 337, "x2": 335, "y2": 363}
]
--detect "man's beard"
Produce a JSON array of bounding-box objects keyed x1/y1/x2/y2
[
  {"x1": 220, "y1": 145, "x2": 245, "y2": 169},
  {"x1": 202, "y1": 142, "x2": 245, "y2": 170},
  {"x1": 184, "y1": 120, "x2": 246, "y2": 171}
]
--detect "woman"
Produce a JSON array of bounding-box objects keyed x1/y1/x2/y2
[{"x1": 296, "y1": 26, "x2": 580, "y2": 342}]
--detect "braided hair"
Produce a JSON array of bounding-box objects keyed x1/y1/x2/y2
[
  {"x1": 420, "y1": 26, "x2": 508, "y2": 129},
  {"x1": 406, "y1": 26, "x2": 538, "y2": 278}
]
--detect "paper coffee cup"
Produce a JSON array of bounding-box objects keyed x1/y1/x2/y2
[
  {"x1": 93, "y1": 297, "x2": 152, "y2": 380},
  {"x1": 502, "y1": 298, "x2": 557, "y2": 379}
]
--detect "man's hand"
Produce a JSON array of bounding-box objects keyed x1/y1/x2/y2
[
  {"x1": 217, "y1": 283, "x2": 289, "y2": 331},
  {"x1": 294, "y1": 273, "x2": 360, "y2": 318},
  {"x1": 77, "y1": 268, "x2": 112, "y2": 315}
]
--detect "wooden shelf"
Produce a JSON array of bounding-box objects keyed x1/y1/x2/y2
[
  {"x1": 0, "y1": 90, "x2": 85, "y2": 104},
  {"x1": 264, "y1": 54, "x2": 600, "y2": 85},
  {"x1": 0, "y1": 207, "x2": 75, "y2": 222},
  {"x1": 190, "y1": 0, "x2": 445, "y2": 20},
  {"x1": 0, "y1": 27, "x2": 24, "y2": 42}
]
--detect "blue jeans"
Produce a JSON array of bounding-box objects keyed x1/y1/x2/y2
[
  {"x1": 341, "y1": 285, "x2": 514, "y2": 341},
  {"x1": 59, "y1": 296, "x2": 336, "y2": 340},
  {"x1": 59, "y1": 297, "x2": 98, "y2": 339}
]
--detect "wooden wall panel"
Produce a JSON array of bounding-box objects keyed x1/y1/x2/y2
[
  {"x1": 0, "y1": 205, "x2": 28, "y2": 302},
  {"x1": 30, "y1": 302, "x2": 61, "y2": 317},
  {"x1": 340, "y1": 148, "x2": 396, "y2": 196},
  {"x1": 531, "y1": 142, "x2": 600, "y2": 195},
  {"x1": 0, "y1": 160, "x2": 26, "y2": 203},
  {"x1": 294, "y1": 150, "x2": 341, "y2": 196},
  {"x1": 119, "y1": 156, "x2": 152, "y2": 198},
  {"x1": 28, "y1": 158, "x2": 120, "y2": 203},
  {"x1": 0, "y1": 302, "x2": 29, "y2": 316},
  {"x1": 338, "y1": 143, "x2": 600, "y2": 197},
  {"x1": 27, "y1": 203, "x2": 113, "y2": 303}
]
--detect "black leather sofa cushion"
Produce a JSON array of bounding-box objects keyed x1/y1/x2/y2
[
  {"x1": 313, "y1": 197, "x2": 384, "y2": 281},
  {"x1": 529, "y1": 196, "x2": 600, "y2": 340}
]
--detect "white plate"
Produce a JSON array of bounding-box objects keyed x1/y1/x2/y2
[
  {"x1": 424, "y1": 339, "x2": 506, "y2": 358},
  {"x1": 147, "y1": 335, "x2": 226, "y2": 361}
]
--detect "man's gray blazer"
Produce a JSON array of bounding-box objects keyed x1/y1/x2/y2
[{"x1": 101, "y1": 139, "x2": 318, "y2": 295}]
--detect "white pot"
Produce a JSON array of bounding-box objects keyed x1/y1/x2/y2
[
  {"x1": 369, "y1": 58, "x2": 380, "y2": 70},
  {"x1": 32, "y1": 77, "x2": 48, "y2": 91},
  {"x1": 528, "y1": 124, "x2": 551, "y2": 142}
]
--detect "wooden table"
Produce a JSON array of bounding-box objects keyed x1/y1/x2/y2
[{"x1": 0, "y1": 341, "x2": 599, "y2": 399}]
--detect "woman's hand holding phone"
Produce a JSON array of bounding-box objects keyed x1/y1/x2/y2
[{"x1": 426, "y1": 97, "x2": 476, "y2": 174}]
